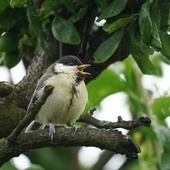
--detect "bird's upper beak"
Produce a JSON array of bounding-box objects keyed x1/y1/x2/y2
[{"x1": 76, "y1": 64, "x2": 91, "y2": 75}]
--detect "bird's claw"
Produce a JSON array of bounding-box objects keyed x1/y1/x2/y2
[
  {"x1": 49, "y1": 122, "x2": 55, "y2": 141},
  {"x1": 67, "y1": 124, "x2": 80, "y2": 133}
]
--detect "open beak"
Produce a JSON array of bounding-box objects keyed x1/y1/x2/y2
[{"x1": 76, "y1": 64, "x2": 91, "y2": 75}]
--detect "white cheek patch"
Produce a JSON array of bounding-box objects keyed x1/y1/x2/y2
[{"x1": 54, "y1": 64, "x2": 77, "y2": 74}]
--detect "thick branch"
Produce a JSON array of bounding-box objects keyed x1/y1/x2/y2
[
  {"x1": 8, "y1": 50, "x2": 51, "y2": 108},
  {"x1": 0, "y1": 127, "x2": 140, "y2": 166},
  {"x1": 0, "y1": 101, "x2": 25, "y2": 138},
  {"x1": 0, "y1": 82, "x2": 13, "y2": 97}
]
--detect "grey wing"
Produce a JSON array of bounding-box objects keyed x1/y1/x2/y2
[
  {"x1": 26, "y1": 83, "x2": 44, "y2": 114},
  {"x1": 26, "y1": 71, "x2": 54, "y2": 114}
]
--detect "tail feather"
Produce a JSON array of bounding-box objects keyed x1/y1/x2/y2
[{"x1": 25, "y1": 120, "x2": 45, "y2": 132}]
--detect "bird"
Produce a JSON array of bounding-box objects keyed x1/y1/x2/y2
[{"x1": 25, "y1": 55, "x2": 90, "y2": 140}]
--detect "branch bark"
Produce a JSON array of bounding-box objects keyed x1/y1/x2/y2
[
  {"x1": 0, "y1": 127, "x2": 140, "y2": 166},
  {"x1": 78, "y1": 114, "x2": 151, "y2": 130},
  {"x1": 0, "y1": 113, "x2": 151, "y2": 166},
  {"x1": 0, "y1": 101, "x2": 25, "y2": 138},
  {"x1": 0, "y1": 82, "x2": 13, "y2": 97}
]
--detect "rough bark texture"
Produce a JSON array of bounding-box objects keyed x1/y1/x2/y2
[{"x1": 0, "y1": 127, "x2": 141, "y2": 166}]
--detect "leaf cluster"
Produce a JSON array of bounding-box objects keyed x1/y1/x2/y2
[{"x1": 0, "y1": 0, "x2": 169, "y2": 73}]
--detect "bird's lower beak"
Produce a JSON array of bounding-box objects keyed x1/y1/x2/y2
[{"x1": 77, "y1": 64, "x2": 91, "y2": 75}]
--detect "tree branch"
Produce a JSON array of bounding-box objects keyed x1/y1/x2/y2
[
  {"x1": 0, "y1": 101, "x2": 25, "y2": 138},
  {"x1": 78, "y1": 112, "x2": 151, "y2": 130},
  {"x1": 1, "y1": 104, "x2": 151, "y2": 166},
  {"x1": 0, "y1": 127, "x2": 140, "y2": 166},
  {"x1": 0, "y1": 82, "x2": 13, "y2": 97}
]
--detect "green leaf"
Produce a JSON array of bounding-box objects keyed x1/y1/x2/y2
[
  {"x1": 3, "y1": 50, "x2": 22, "y2": 68},
  {"x1": 25, "y1": 164, "x2": 45, "y2": 170},
  {"x1": 153, "y1": 123, "x2": 170, "y2": 170},
  {"x1": 10, "y1": 0, "x2": 27, "y2": 7},
  {"x1": 126, "y1": 23, "x2": 157, "y2": 75},
  {"x1": 150, "y1": 22, "x2": 162, "y2": 49},
  {"x1": 103, "y1": 16, "x2": 132, "y2": 34},
  {"x1": 40, "y1": 0, "x2": 61, "y2": 16},
  {"x1": 150, "y1": 0, "x2": 161, "y2": 28},
  {"x1": 27, "y1": 0, "x2": 47, "y2": 53},
  {"x1": 0, "y1": 32, "x2": 19, "y2": 52},
  {"x1": 140, "y1": 41, "x2": 154, "y2": 55},
  {"x1": 0, "y1": 8, "x2": 14, "y2": 30},
  {"x1": 93, "y1": 28, "x2": 124, "y2": 63},
  {"x1": 68, "y1": 6, "x2": 87, "y2": 23},
  {"x1": 150, "y1": 0, "x2": 162, "y2": 49},
  {"x1": 97, "y1": 0, "x2": 128, "y2": 21},
  {"x1": 85, "y1": 68, "x2": 125, "y2": 112},
  {"x1": 95, "y1": 0, "x2": 110, "y2": 10},
  {"x1": 151, "y1": 54, "x2": 163, "y2": 76},
  {"x1": 139, "y1": 1, "x2": 152, "y2": 45},
  {"x1": 159, "y1": 0, "x2": 170, "y2": 31},
  {"x1": 60, "y1": 0, "x2": 75, "y2": 13},
  {"x1": 131, "y1": 47, "x2": 157, "y2": 75},
  {"x1": 152, "y1": 96, "x2": 170, "y2": 121},
  {"x1": 1, "y1": 161, "x2": 17, "y2": 170},
  {"x1": 0, "y1": 0, "x2": 10, "y2": 13},
  {"x1": 52, "y1": 15, "x2": 81, "y2": 45},
  {"x1": 160, "y1": 31, "x2": 170, "y2": 59}
]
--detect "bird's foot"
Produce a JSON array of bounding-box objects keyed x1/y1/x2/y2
[
  {"x1": 49, "y1": 122, "x2": 56, "y2": 141},
  {"x1": 67, "y1": 124, "x2": 80, "y2": 133}
]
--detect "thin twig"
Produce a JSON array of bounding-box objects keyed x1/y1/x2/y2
[{"x1": 78, "y1": 112, "x2": 151, "y2": 130}]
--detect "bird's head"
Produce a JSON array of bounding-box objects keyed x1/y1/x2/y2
[{"x1": 53, "y1": 55, "x2": 91, "y2": 76}]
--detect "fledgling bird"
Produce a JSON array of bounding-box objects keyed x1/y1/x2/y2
[{"x1": 25, "y1": 55, "x2": 90, "y2": 140}]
